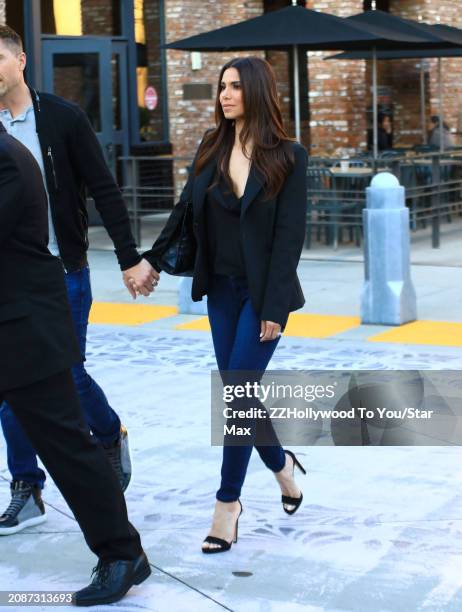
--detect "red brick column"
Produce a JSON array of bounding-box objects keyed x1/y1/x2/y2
[
  {"x1": 307, "y1": 1, "x2": 367, "y2": 156},
  {"x1": 81, "y1": 0, "x2": 115, "y2": 35}
]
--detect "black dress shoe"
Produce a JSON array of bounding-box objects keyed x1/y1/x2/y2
[{"x1": 74, "y1": 551, "x2": 151, "y2": 607}]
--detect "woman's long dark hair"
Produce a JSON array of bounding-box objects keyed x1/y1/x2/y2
[{"x1": 195, "y1": 56, "x2": 295, "y2": 200}]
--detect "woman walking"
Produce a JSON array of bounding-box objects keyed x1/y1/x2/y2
[{"x1": 142, "y1": 56, "x2": 308, "y2": 553}]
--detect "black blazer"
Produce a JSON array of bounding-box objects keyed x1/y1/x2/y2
[
  {"x1": 144, "y1": 138, "x2": 308, "y2": 327},
  {"x1": 0, "y1": 122, "x2": 80, "y2": 392},
  {"x1": 29, "y1": 87, "x2": 140, "y2": 273}
]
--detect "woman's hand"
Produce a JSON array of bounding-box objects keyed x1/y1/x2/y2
[
  {"x1": 260, "y1": 320, "x2": 281, "y2": 342},
  {"x1": 122, "y1": 258, "x2": 160, "y2": 299}
]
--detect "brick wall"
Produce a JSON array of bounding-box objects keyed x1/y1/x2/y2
[
  {"x1": 166, "y1": 0, "x2": 462, "y2": 191},
  {"x1": 307, "y1": 1, "x2": 367, "y2": 156},
  {"x1": 81, "y1": 0, "x2": 116, "y2": 35}
]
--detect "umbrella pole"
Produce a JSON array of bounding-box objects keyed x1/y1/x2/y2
[
  {"x1": 420, "y1": 62, "x2": 427, "y2": 144},
  {"x1": 438, "y1": 57, "x2": 444, "y2": 152},
  {"x1": 372, "y1": 46, "x2": 378, "y2": 160},
  {"x1": 293, "y1": 44, "x2": 301, "y2": 142}
]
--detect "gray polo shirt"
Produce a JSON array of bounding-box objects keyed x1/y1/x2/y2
[{"x1": 0, "y1": 105, "x2": 59, "y2": 256}]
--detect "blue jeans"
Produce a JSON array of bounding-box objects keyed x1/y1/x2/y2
[
  {"x1": 0, "y1": 266, "x2": 121, "y2": 488},
  {"x1": 207, "y1": 275, "x2": 286, "y2": 502}
]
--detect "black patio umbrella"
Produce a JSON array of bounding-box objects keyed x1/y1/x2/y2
[
  {"x1": 163, "y1": 3, "x2": 454, "y2": 154},
  {"x1": 327, "y1": 49, "x2": 462, "y2": 60},
  {"x1": 345, "y1": 11, "x2": 462, "y2": 155},
  {"x1": 431, "y1": 24, "x2": 462, "y2": 45}
]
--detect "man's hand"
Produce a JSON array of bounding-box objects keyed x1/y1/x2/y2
[
  {"x1": 260, "y1": 320, "x2": 282, "y2": 342},
  {"x1": 122, "y1": 259, "x2": 160, "y2": 299}
]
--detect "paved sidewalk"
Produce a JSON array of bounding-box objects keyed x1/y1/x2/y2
[
  {"x1": 87, "y1": 219, "x2": 462, "y2": 344},
  {"x1": 1, "y1": 326, "x2": 461, "y2": 611},
  {"x1": 0, "y1": 236, "x2": 461, "y2": 611}
]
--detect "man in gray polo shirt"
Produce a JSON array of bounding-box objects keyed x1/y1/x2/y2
[{"x1": 0, "y1": 105, "x2": 60, "y2": 256}]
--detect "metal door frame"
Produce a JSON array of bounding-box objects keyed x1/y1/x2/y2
[
  {"x1": 110, "y1": 40, "x2": 130, "y2": 160},
  {"x1": 42, "y1": 37, "x2": 112, "y2": 145}
]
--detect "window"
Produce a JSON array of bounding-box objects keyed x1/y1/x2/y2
[
  {"x1": 41, "y1": 0, "x2": 122, "y2": 36},
  {"x1": 52, "y1": 53, "x2": 102, "y2": 132}
]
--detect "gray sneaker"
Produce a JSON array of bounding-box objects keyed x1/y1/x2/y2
[
  {"x1": 102, "y1": 425, "x2": 132, "y2": 492},
  {"x1": 0, "y1": 481, "x2": 47, "y2": 535}
]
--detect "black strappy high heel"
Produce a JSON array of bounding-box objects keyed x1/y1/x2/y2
[
  {"x1": 202, "y1": 499, "x2": 243, "y2": 554},
  {"x1": 281, "y1": 450, "x2": 306, "y2": 515}
]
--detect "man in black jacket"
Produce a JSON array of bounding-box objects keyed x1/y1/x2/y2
[
  {"x1": 0, "y1": 25, "x2": 159, "y2": 533},
  {"x1": 0, "y1": 121, "x2": 151, "y2": 606}
]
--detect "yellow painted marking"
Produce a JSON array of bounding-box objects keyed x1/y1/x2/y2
[
  {"x1": 89, "y1": 302, "x2": 462, "y2": 347},
  {"x1": 369, "y1": 321, "x2": 462, "y2": 347},
  {"x1": 175, "y1": 313, "x2": 360, "y2": 338},
  {"x1": 283, "y1": 313, "x2": 360, "y2": 338},
  {"x1": 89, "y1": 302, "x2": 178, "y2": 326},
  {"x1": 175, "y1": 317, "x2": 211, "y2": 331}
]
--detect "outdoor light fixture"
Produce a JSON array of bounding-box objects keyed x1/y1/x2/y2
[{"x1": 191, "y1": 51, "x2": 202, "y2": 70}]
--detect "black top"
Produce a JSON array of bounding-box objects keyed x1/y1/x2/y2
[
  {"x1": 205, "y1": 175, "x2": 246, "y2": 278},
  {"x1": 367, "y1": 127, "x2": 393, "y2": 151},
  {"x1": 144, "y1": 139, "x2": 308, "y2": 327}
]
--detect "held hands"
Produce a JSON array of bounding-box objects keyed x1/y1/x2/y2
[
  {"x1": 260, "y1": 320, "x2": 282, "y2": 342},
  {"x1": 122, "y1": 258, "x2": 160, "y2": 299}
]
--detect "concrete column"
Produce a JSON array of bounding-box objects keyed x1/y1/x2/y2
[
  {"x1": 178, "y1": 277, "x2": 207, "y2": 315},
  {"x1": 361, "y1": 172, "x2": 417, "y2": 325}
]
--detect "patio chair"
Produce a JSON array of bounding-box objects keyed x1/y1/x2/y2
[
  {"x1": 399, "y1": 161, "x2": 420, "y2": 230},
  {"x1": 306, "y1": 166, "x2": 362, "y2": 249},
  {"x1": 414, "y1": 159, "x2": 453, "y2": 226}
]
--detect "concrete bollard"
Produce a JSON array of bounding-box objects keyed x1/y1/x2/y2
[
  {"x1": 361, "y1": 172, "x2": 417, "y2": 325},
  {"x1": 178, "y1": 277, "x2": 208, "y2": 315}
]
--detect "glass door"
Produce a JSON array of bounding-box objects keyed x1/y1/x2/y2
[{"x1": 42, "y1": 37, "x2": 129, "y2": 175}]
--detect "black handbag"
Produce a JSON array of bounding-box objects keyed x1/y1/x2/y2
[{"x1": 158, "y1": 201, "x2": 196, "y2": 276}]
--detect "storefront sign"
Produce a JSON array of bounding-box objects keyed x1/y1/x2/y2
[{"x1": 144, "y1": 86, "x2": 158, "y2": 110}]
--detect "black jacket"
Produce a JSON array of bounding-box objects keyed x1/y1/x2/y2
[
  {"x1": 28, "y1": 87, "x2": 140, "y2": 273},
  {"x1": 367, "y1": 127, "x2": 393, "y2": 151},
  {"x1": 0, "y1": 123, "x2": 80, "y2": 392},
  {"x1": 144, "y1": 139, "x2": 308, "y2": 327}
]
